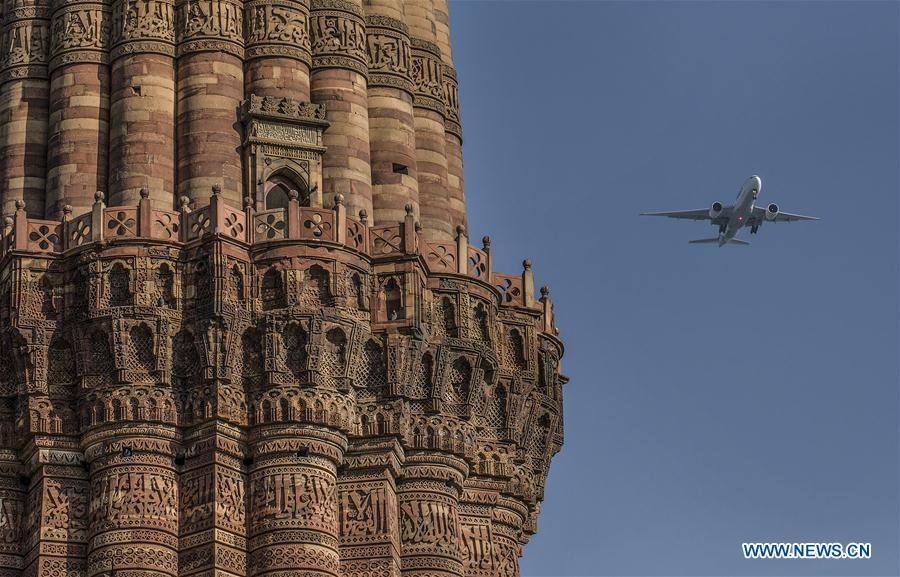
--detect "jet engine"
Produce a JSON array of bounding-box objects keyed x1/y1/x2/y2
[
  {"x1": 709, "y1": 202, "x2": 723, "y2": 219},
  {"x1": 765, "y1": 203, "x2": 779, "y2": 221}
]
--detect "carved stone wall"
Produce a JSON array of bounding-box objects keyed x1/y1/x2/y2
[
  {"x1": 0, "y1": 0, "x2": 469, "y2": 235},
  {"x1": 0, "y1": 0, "x2": 567, "y2": 574},
  {"x1": 0, "y1": 187, "x2": 565, "y2": 577}
]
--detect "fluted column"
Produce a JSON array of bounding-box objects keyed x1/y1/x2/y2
[
  {"x1": 45, "y1": 0, "x2": 110, "y2": 218},
  {"x1": 175, "y1": 0, "x2": 243, "y2": 208},
  {"x1": 248, "y1": 425, "x2": 346, "y2": 577},
  {"x1": 338, "y1": 439, "x2": 403, "y2": 577},
  {"x1": 457, "y1": 482, "x2": 496, "y2": 577},
  {"x1": 397, "y1": 453, "x2": 467, "y2": 577},
  {"x1": 178, "y1": 422, "x2": 248, "y2": 577},
  {"x1": 244, "y1": 0, "x2": 312, "y2": 100},
  {"x1": 364, "y1": 0, "x2": 419, "y2": 226},
  {"x1": 0, "y1": 451, "x2": 23, "y2": 577},
  {"x1": 309, "y1": 0, "x2": 372, "y2": 218},
  {"x1": 491, "y1": 496, "x2": 527, "y2": 577},
  {"x1": 21, "y1": 440, "x2": 89, "y2": 577},
  {"x1": 432, "y1": 0, "x2": 464, "y2": 232},
  {"x1": 107, "y1": 0, "x2": 176, "y2": 209},
  {"x1": 405, "y1": 0, "x2": 451, "y2": 240},
  {"x1": 83, "y1": 426, "x2": 179, "y2": 577},
  {"x1": 0, "y1": 0, "x2": 50, "y2": 218}
]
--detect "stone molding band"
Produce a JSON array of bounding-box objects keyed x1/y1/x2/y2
[
  {"x1": 365, "y1": 13, "x2": 412, "y2": 94},
  {"x1": 109, "y1": 0, "x2": 176, "y2": 59},
  {"x1": 410, "y1": 37, "x2": 445, "y2": 117},
  {"x1": 309, "y1": 0, "x2": 367, "y2": 76},
  {"x1": 48, "y1": 0, "x2": 110, "y2": 71},
  {"x1": 174, "y1": 0, "x2": 244, "y2": 58},
  {"x1": 244, "y1": 0, "x2": 312, "y2": 65},
  {"x1": 0, "y1": 2, "x2": 51, "y2": 81},
  {"x1": 442, "y1": 64, "x2": 461, "y2": 139}
]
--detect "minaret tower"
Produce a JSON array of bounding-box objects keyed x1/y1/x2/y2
[{"x1": 0, "y1": 1, "x2": 566, "y2": 576}]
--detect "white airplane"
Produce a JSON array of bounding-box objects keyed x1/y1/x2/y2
[{"x1": 641, "y1": 175, "x2": 819, "y2": 246}]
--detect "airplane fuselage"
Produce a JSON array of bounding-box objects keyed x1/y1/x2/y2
[
  {"x1": 641, "y1": 174, "x2": 818, "y2": 245},
  {"x1": 718, "y1": 175, "x2": 761, "y2": 246}
]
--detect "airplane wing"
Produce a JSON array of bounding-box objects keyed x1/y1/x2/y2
[
  {"x1": 750, "y1": 206, "x2": 819, "y2": 223},
  {"x1": 640, "y1": 208, "x2": 727, "y2": 222}
]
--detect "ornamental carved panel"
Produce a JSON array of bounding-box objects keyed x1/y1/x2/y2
[
  {"x1": 0, "y1": 2, "x2": 568, "y2": 569},
  {"x1": 309, "y1": 0, "x2": 367, "y2": 74},
  {"x1": 110, "y1": 0, "x2": 175, "y2": 57},
  {"x1": 244, "y1": 0, "x2": 311, "y2": 63},
  {"x1": 175, "y1": 0, "x2": 243, "y2": 56}
]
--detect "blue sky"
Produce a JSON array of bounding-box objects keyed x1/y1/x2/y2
[{"x1": 450, "y1": 1, "x2": 899, "y2": 575}]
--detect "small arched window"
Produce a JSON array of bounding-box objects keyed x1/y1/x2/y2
[
  {"x1": 265, "y1": 184, "x2": 290, "y2": 210},
  {"x1": 262, "y1": 268, "x2": 284, "y2": 310},
  {"x1": 265, "y1": 172, "x2": 309, "y2": 209},
  {"x1": 384, "y1": 278, "x2": 401, "y2": 320},
  {"x1": 155, "y1": 264, "x2": 174, "y2": 307},
  {"x1": 441, "y1": 297, "x2": 457, "y2": 337},
  {"x1": 109, "y1": 263, "x2": 130, "y2": 307}
]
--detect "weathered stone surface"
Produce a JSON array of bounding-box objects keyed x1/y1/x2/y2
[{"x1": 0, "y1": 2, "x2": 567, "y2": 576}]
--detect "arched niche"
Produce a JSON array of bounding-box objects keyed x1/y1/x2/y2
[{"x1": 262, "y1": 165, "x2": 311, "y2": 210}]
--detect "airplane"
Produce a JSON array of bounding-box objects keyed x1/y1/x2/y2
[{"x1": 640, "y1": 175, "x2": 819, "y2": 246}]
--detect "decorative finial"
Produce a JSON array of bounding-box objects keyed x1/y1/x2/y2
[
  {"x1": 523, "y1": 259, "x2": 532, "y2": 270},
  {"x1": 14, "y1": 200, "x2": 25, "y2": 211},
  {"x1": 243, "y1": 196, "x2": 253, "y2": 209},
  {"x1": 540, "y1": 286, "x2": 549, "y2": 298},
  {"x1": 179, "y1": 195, "x2": 191, "y2": 209},
  {"x1": 482, "y1": 235, "x2": 491, "y2": 249},
  {"x1": 333, "y1": 193, "x2": 344, "y2": 206},
  {"x1": 139, "y1": 187, "x2": 149, "y2": 199},
  {"x1": 359, "y1": 209, "x2": 368, "y2": 224},
  {"x1": 288, "y1": 188, "x2": 299, "y2": 201},
  {"x1": 94, "y1": 190, "x2": 105, "y2": 203},
  {"x1": 404, "y1": 203, "x2": 413, "y2": 216},
  {"x1": 63, "y1": 205, "x2": 72, "y2": 216},
  {"x1": 456, "y1": 224, "x2": 466, "y2": 236},
  {"x1": 211, "y1": 183, "x2": 221, "y2": 195}
]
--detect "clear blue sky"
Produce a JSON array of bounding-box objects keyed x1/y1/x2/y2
[{"x1": 450, "y1": 1, "x2": 899, "y2": 576}]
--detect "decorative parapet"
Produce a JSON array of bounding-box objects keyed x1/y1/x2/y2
[{"x1": 1, "y1": 189, "x2": 558, "y2": 328}]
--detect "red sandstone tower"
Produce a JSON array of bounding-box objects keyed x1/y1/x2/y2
[{"x1": 0, "y1": 1, "x2": 565, "y2": 576}]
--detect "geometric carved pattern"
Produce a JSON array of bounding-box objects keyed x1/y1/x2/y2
[
  {"x1": 504, "y1": 328, "x2": 526, "y2": 370},
  {"x1": 410, "y1": 352, "x2": 434, "y2": 399},
  {"x1": 283, "y1": 323, "x2": 308, "y2": 379},
  {"x1": 240, "y1": 329, "x2": 264, "y2": 383},
  {"x1": 172, "y1": 331, "x2": 201, "y2": 390},
  {"x1": 473, "y1": 302, "x2": 490, "y2": 342},
  {"x1": 0, "y1": 234, "x2": 563, "y2": 577},
  {"x1": 0, "y1": 3, "x2": 568, "y2": 574},
  {"x1": 445, "y1": 357, "x2": 470, "y2": 410},
  {"x1": 353, "y1": 338, "x2": 386, "y2": 394},
  {"x1": 300, "y1": 265, "x2": 329, "y2": 307},
  {"x1": 321, "y1": 328, "x2": 347, "y2": 389},
  {"x1": 108, "y1": 263, "x2": 131, "y2": 306},
  {"x1": 484, "y1": 383, "x2": 507, "y2": 430},
  {"x1": 47, "y1": 339, "x2": 76, "y2": 387},
  {"x1": 127, "y1": 324, "x2": 155, "y2": 376}
]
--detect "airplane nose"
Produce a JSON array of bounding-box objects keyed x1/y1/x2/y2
[{"x1": 749, "y1": 175, "x2": 761, "y2": 194}]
